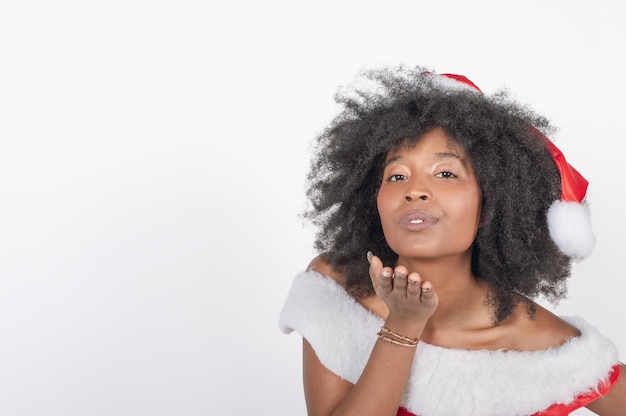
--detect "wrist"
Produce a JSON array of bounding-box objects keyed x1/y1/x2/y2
[
  {"x1": 377, "y1": 326, "x2": 419, "y2": 347},
  {"x1": 381, "y1": 317, "x2": 426, "y2": 340}
]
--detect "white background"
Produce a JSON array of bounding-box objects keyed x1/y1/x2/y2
[{"x1": 0, "y1": 1, "x2": 624, "y2": 415}]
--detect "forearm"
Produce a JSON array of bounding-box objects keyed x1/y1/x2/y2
[
  {"x1": 330, "y1": 320, "x2": 423, "y2": 416},
  {"x1": 303, "y1": 256, "x2": 435, "y2": 416}
]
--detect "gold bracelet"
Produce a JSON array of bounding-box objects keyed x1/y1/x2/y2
[
  {"x1": 377, "y1": 333, "x2": 418, "y2": 347},
  {"x1": 377, "y1": 326, "x2": 418, "y2": 347},
  {"x1": 379, "y1": 326, "x2": 419, "y2": 344}
]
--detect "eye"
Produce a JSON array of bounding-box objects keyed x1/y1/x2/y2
[
  {"x1": 387, "y1": 174, "x2": 407, "y2": 182},
  {"x1": 435, "y1": 171, "x2": 457, "y2": 179}
]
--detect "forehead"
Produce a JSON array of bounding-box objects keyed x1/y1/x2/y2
[{"x1": 386, "y1": 128, "x2": 467, "y2": 161}]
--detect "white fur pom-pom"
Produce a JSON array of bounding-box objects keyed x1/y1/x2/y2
[{"x1": 547, "y1": 200, "x2": 595, "y2": 258}]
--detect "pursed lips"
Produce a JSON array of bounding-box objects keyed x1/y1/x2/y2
[{"x1": 399, "y1": 210, "x2": 439, "y2": 231}]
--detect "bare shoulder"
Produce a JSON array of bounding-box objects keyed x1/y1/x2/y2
[
  {"x1": 506, "y1": 300, "x2": 581, "y2": 351},
  {"x1": 306, "y1": 253, "x2": 346, "y2": 286},
  {"x1": 307, "y1": 253, "x2": 387, "y2": 319}
]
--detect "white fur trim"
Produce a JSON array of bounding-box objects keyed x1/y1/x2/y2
[
  {"x1": 279, "y1": 270, "x2": 380, "y2": 383},
  {"x1": 547, "y1": 200, "x2": 596, "y2": 258},
  {"x1": 405, "y1": 315, "x2": 618, "y2": 415},
  {"x1": 279, "y1": 271, "x2": 619, "y2": 416}
]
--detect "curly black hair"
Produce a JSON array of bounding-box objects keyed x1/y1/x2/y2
[{"x1": 304, "y1": 66, "x2": 572, "y2": 324}]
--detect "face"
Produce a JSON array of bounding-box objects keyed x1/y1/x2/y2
[{"x1": 376, "y1": 128, "x2": 482, "y2": 261}]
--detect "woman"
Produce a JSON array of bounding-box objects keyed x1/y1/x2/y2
[{"x1": 279, "y1": 66, "x2": 625, "y2": 415}]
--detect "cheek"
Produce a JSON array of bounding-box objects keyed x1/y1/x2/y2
[
  {"x1": 376, "y1": 187, "x2": 394, "y2": 218},
  {"x1": 376, "y1": 191, "x2": 395, "y2": 236},
  {"x1": 376, "y1": 191, "x2": 386, "y2": 220},
  {"x1": 458, "y1": 191, "x2": 482, "y2": 226},
  {"x1": 376, "y1": 190, "x2": 397, "y2": 247}
]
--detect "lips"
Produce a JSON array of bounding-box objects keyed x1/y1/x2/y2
[{"x1": 399, "y1": 210, "x2": 439, "y2": 231}]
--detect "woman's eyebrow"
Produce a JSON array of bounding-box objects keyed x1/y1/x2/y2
[
  {"x1": 384, "y1": 151, "x2": 464, "y2": 168},
  {"x1": 383, "y1": 155, "x2": 403, "y2": 167},
  {"x1": 433, "y1": 151, "x2": 461, "y2": 160}
]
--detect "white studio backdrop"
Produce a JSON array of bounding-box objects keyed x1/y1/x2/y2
[{"x1": 0, "y1": 1, "x2": 624, "y2": 415}]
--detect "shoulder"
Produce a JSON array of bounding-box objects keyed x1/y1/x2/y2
[
  {"x1": 307, "y1": 253, "x2": 387, "y2": 319},
  {"x1": 504, "y1": 300, "x2": 580, "y2": 351},
  {"x1": 307, "y1": 253, "x2": 346, "y2": 287}
]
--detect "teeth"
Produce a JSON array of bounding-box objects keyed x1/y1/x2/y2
[{"x1": 410, "y1": 219, "x2": 424, "y2": 224}]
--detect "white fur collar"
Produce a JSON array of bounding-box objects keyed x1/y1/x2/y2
[{"x1": 279, "y1": 271, "x2": 620, "y2": 416}]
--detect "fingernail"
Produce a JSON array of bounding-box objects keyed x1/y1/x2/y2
[
  {"x1": 421, "y1": 287, "x2": 432, "y2": 292},
  {"x1": 366, "y1": 251, "x2": 373, "y2": 263},
  {"x1": 382, "y1": 270, "x2": 392, "y2": 278}
]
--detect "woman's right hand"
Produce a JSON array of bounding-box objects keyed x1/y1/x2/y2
[{"x1": 367, "y1": 252, "x2": 438, "y2": 331}]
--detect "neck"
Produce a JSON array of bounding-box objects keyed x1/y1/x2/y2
[{"x1": 396, "y1": 254, "x2": 491, "y2": 329}]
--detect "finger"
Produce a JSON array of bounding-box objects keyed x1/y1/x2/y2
[
  {"x1": 367, "y1": 251, "x2": 383, "y2": 286},
  {"x1": 392, "y1": 265, "x2": 409, "y2": 293},
  {"x1": 379, "y1": 268, "x2": 393, "y2": 292},
  {"x1": 420, "y1": 281, "x2": 433, "y2": 294},
  {"x1": 420, "y1": 281, "x2": 438, "y2": 308},
  {"x1": 406, "y1": 272, "x2": 423, "y2": 297},
  {"x1": 367, "y1": 252, "x2": 393, "y2": 292}
]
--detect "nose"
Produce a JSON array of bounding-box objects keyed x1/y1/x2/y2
[
  {"x1": 405, "y1": 194, "x2": 429, "y2": 202},
  {"x1": 405, "y1": 181, "x2": 431, "y2": 202}
]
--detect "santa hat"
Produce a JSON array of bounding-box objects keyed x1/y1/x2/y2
[{"x1": 432, "y1": 72, "x2": 595, "y2": 259}]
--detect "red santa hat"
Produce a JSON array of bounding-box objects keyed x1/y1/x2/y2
[{"x1": 433, "y1": 72, "x2": 595, "y2": 259}]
